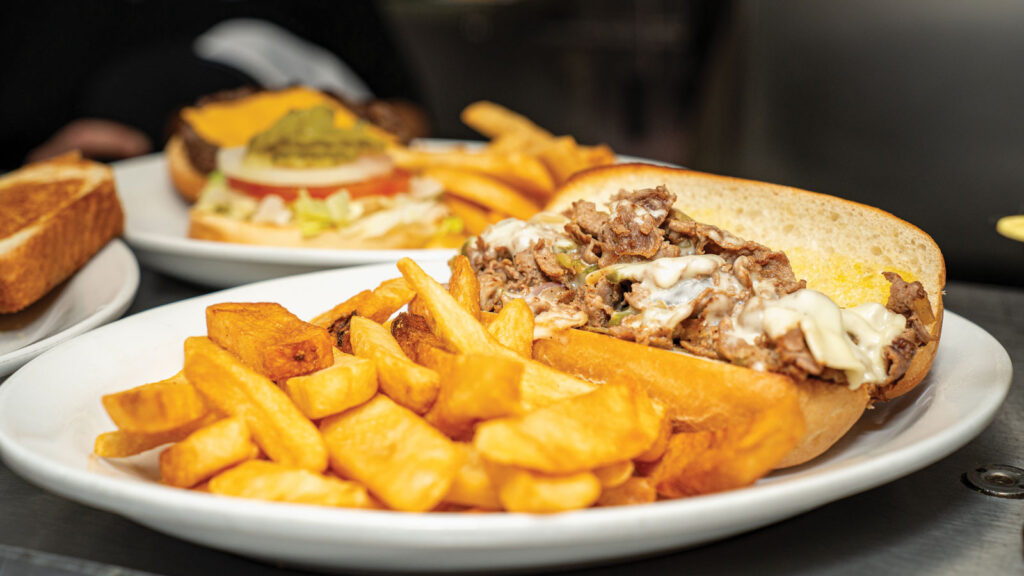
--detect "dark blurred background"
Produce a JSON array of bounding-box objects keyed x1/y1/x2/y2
[{"x1": 2, "y1": 0, "x2": 1021, "y2": 286}]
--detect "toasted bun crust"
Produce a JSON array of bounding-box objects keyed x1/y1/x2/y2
[
  {"x1": 0, "y1": 155, "x2": 124, "y2": 313},
  {"x1": 544, "y1": 163, "x2": 945, "y2": 466},
  {"x1": 166, "y1": 136, "x2": 207, "y2": 204},
  {"x1": 189, "y1": 209, "x2": 438, "y2": 250},
  {"x1": 532, "y1": 328, "x2": 806, "y2": 471},
  {"x1": 776, "y1": 379, "x2": 870, "y2": 467}
]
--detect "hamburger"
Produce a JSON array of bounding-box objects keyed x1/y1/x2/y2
[{"x1": 167, "y1": 87, "x2": 458, "y2": 249}]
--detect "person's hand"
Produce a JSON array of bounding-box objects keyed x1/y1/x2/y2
[{"x1": 27, "y1": 119, "x2": 152, "y2": 162}]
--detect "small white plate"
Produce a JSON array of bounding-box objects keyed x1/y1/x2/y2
[
  {"x1": 0, "y1": 261, "x2": 1010, "y2": 573},
  {"x1": 0, "y1": 240, "x2": 139, "y2": 379}
]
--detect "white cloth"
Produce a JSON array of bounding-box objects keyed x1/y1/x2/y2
[{"x1": 193, "y1": 18, "x2": 373, "y2": 101}]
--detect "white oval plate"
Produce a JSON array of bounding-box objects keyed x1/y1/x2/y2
[
  {"x1": 0, "y1": 240, "x2": 139, "y2": 378},
  {"x1": 0, "y1": 261, "x2": 1010, "y2": 573}
]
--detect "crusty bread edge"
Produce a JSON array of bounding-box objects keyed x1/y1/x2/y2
[
  {"x1": 0, "y1": 164, "x2": 124, "y2": 313},
  {"x1": 166, "y1": 136, "x2": 207, "y2": 204}
]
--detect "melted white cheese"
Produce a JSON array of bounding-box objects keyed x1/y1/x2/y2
[
  {"x1": 609, "y1": 255, "x2": 725, "y2": 328},
  {"x1": 479, "y1": 212, "x2": 574, "y2": 254},
  {"x1": 612, "y1": 256, "x2": 908, "y2": 389},
  {"x1": 759, "y1": 289, "x2": 907, "y2": 389},
  {"x1": 610, "y1": 199, "x2": 666, "y2": 226},
  {"x1": 533, "y1": 308, "x2": 589, "y2": 340},
  {"x1": 612, "y1": 255, "x2": 725, "y2": 289}
]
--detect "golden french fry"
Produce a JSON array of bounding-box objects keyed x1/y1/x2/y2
[
  {"x1": 320, "y1": 395, "x2": 461, "y2": 512},
  {"x1": 311, "y1": 278, "x2": 415, "y2": 330},
  {"x1": 101, "y1": 371, "x2": 207, "y2": 434},
  {"x1": 426, "y1": 353, "x2": 522, "y2": 439},
  {"x1": 390, "y1": 313, "x2": 459, "y2": 385},
  {"x1": 532, "y1": 327, "x2": 804, "y2": 480},
  {"x1": 517, "y1": 363, "x2": 598, "y2": 409},
  {"x1": 486, "y1": 463, "x2": 601, "y2": 514},
  {"x1": 532, "y1": 327, "x2": 804, "y2": 431},
  {"x1": 536, "y1": 136, "x2": 591, "y2": 186},
  {"x1": 448, "y1": 255, "x2": 481, "y2": 320},
  {"x1": 283, "y1": 349, "x2": 378, "y2": 420},
  {"x1": 426, "y1": 168, "x2": 539, "y2": 220},
  {"x1": 315, "y1": 291, "x2": 372, "y2": 352},
  {"x1": 597, "y1": 477, "x2": 657, "y2": 507},
  {"x1": 536, "y1": 138, "x2": 617, "y2": 186},
  {"x1": 475, "y1": 383, "x2": 662, "y2": 474},
  {"x1": 486, "y1": 300, "x2": 534, "y2": 357},
  {"x1": 461, "y1": 101, "x2": 554, "y2": 143},
  {"x1": 94, "y1": 413, "x2": 221, "y2": 458},
  {"x1": 407, "y1": 295, "x2": 432, "y2": 324},
  {"x1": 206, "y1": 302, "x2": 333, "y2": 381},
  {"x1": 365, "y1": 278, "x2": 417, "y2": 321},
  {"x1": 634, "y1": 404, "x2": 672, "y2": 463},
  {"x1": 391, "y1": 312, "x2": 444, "y2": 357},
  {"x1": 396, "y1": 259, "x2": 501, "y2": 356},
  {"x1": 445, "y1": 444, "x2": 501, "y2": 509},
  {"x1": 579, "y1": 143, "x2": 616, "y2": 168},
  {"x1": 592, "y1": 460, "x2": 634, "y2": 489},
  {"x1": 393, "y1": 146, "x2": 555, "y2": 199},
  {"x1": 487, "y1": 131, "x2": 547, "y2": 155},
  {"x1": 651, "y1": 405, "x2": 802, "y2": 497},
  {"x1": 349, "y1": 316, "x2": 439, "y2": 414},
  {"x1": 396, "y1": 258, "x2": 596, "y2": 410},
  {"x1": 184, "y1": 337, "x2": 327, "y2": 472},
  {"x1": 374, "y1": 355, "x2": 439, "y2": 414},
  {"x1": 443, "y1": 197, "x2": 495, "y2": 236},
  {"x1": 159, "y1": 417, "x2": 257, "y2": 488},
  {"x1": 498, "y1": 152, "x2": 557, "y2": 199},
  {"x1": 209, "y1": 460, "x2": 376, "y2": 508}
]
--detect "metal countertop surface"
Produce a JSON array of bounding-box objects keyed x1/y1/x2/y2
[{"x1": 1, "y1": 268, "x2": 1021, "y2": 576}]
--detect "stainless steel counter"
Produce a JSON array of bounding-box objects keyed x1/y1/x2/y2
[{"x1": 1, "y1": 269, "x2": 1021, "y2": 575}]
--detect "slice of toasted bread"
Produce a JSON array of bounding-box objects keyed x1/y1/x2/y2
[{"x1": 0, "y1": 154, "x2": 124, "y2": 313}]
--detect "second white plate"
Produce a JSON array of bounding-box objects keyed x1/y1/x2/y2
[
  {"x1": 0, "y1": 261, "x2": 1011, "y2": 573},
  {"x1": 0, "y1": 240, "x2": 139, "y2": 378}
]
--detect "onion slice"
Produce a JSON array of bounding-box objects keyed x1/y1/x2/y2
[{"x1": 217, "y1": 147, "x2": 394, "y2": 187}]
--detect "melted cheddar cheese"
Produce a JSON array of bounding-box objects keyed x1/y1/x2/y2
[{"x1": 181, "y1": 86, "x2": 394, "y2": 147}]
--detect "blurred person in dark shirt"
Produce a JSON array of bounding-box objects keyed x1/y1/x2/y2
[{"x1": 0, "y1": 0, "x2": 425, "y2": 170}]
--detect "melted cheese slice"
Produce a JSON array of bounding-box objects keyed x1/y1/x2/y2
[
  {"x1": 180, "y1": 86, "x2": 393, "y2": 147},
  {"x1": 761, "y1": 289, "x2": 907, "y2": 389}
]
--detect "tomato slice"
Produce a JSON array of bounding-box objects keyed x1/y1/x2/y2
[{"x1": 227, "y1": 170, "x2": 411, "y2": 202}]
